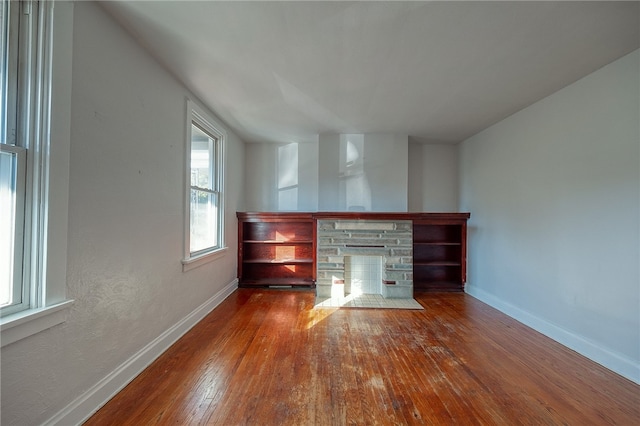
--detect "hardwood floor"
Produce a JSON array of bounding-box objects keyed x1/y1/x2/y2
[{"x1": 85, "y1": 289, "x2": 640, "y2": 425}]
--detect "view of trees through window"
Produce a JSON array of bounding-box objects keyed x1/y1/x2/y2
[{"x1": 189, "y1": 122, "x2": 220, "y2": 254}]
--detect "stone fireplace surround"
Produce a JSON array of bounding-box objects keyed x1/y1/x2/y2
[{"x1": 315, "y1": 213, "x2": 414, "y2": 299}]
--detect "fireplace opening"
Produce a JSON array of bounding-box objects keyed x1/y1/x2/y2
[{"x1": 345, "y1": 255, "x2": 383, "y2": 296}]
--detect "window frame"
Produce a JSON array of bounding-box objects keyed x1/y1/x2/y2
[
  {"x1": 182, "y1": 100, "x2": 227, "y2": 270},
  {"x1": 0, "y1": 0, "x2": 73, "y2": 346}
]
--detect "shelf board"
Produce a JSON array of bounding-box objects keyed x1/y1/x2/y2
[
  {"x1": 414, "y1": 281, "x2": 464, "y2": 291},
  {"x1": 413, "y1": 242, "x2": 461, "y2": 246},
  {"x1": 243, "y1": 258, "x2": 313, "y2": 264},
  {"x1": 414, "y1": 261, "x2": 461, "y2": 266},
  {"x1": 244, "y1": 240, "x2": 313, "y2": 244},
  {"x1": 239, "y1": 278, "x2": 315, "y2": 287}
]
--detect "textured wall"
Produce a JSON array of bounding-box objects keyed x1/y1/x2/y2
[{"x1": 0, "y1": 3, "x2": 245, "y2": 424}]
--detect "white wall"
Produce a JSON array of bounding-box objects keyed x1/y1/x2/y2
[
  {"x1": 407, "y1": 141, "x2": 424, "y2": 211},
  {"x1": 246, "y1": 134, "x2": 464, "y2": 214},
  {"x1": 318, "y1": 133, "x2": 408, "y2": 211},
  {"x1": 408, "y1": 142, "x2": 459, "y2": 212},
  {"x1": 244, "y1": 142, "x2": 318, "y2": 211},
  {"x1": 317, "y1": 133, "x2": 341, "y2": 211},
  {"x1": 460, "y1": 50, "x2": 639, "y2": 382},
  {"x1": 363, "y1": 134, "x2": 408, "y2": 211},
  {"x1": 245, "y1": 143, "x2": 278, "y2": 211},
  {"x1": 0, "y1": 3, "x2": 245, "y2": 425},
  {"x1": 247, "y1": 133, "x2": 410, "y2": 212}
]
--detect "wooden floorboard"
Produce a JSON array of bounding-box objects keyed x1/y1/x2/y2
[{"x1": 84, "y1": 289, "x2": 640, "y2": 425}]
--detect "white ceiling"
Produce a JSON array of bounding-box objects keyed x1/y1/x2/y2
[{"x1": 100, "y1": 1, "x2": 639, "y2": 144}]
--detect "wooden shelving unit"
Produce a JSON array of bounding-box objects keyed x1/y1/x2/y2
[
  {"x1": 237, "y1": 211, "x2": 469, "y2": 292},
  {"x1": 237, "y1": 212, "x2": 316, "y2": 287},
  {"x1": 413, "y1": 214, "x2": 470, "y2": 292}
]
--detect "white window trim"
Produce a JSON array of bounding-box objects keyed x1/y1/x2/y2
[
  {"x1": 1, "y1": 300, "x2": 73, "y2": 347},
  {"x1": 1, "y1": 1, "x2": 74, "y2": 346},
  {"x1": 182, "y1": 99, "x2": 227, "y2": 271},
  {"x1": 182, "y1": 247, "x2": 228, "y2": 272}
]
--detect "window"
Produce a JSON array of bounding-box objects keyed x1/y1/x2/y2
[
  {"x1": 183, "y1": 101, "x2": 226, "y2": 268},
  {"x1": 1, "y1": 0, "x2": 73, "y2": 344},
  {"x1": 1, "y1": 0, "x2": 40, "y2": 317}
]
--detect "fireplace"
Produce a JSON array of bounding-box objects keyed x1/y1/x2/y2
[{"x1": 316, "y1": 219, "x2": 413, "y2": 299}]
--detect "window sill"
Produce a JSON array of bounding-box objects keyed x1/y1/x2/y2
[
  {"x1": 0, "y1": 300, "x2": 74, "y2": 347},
  {"x1": 182, "y1": 247, "x2": 228, "y2": 272}
]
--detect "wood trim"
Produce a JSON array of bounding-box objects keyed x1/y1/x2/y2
[
  {"x1": 238, "y1": 212, "x2": 471, "y2": 222},
  {"x1": 237, "y1": 212, "x2": 315, "y2": 222},
  {"x1": 313, "y1": 212, "x2": 470, "y2": 221}
]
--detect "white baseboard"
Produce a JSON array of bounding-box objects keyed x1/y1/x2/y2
[
  {"x1": 44, "y1": 279, "x2": 238, "y2": 426},
  {"x1": 465, "y1": 285, "x2": 640, "y2": 385}
]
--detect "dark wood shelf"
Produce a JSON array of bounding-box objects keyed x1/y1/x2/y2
[
  {"x1": 238, "y1": 278, "x2": 315, "y2": 287},
  {"x1": 414, "y1": 261, "x2": 461, "y2": 266},
  {"x1": 413, "y1": 281, "x2": 465, "y2": 292},
  {"x1": 244, "y1": 240, "x2": 313, "y2": 244},
  {"x1": 238, "y1": 212, "x2": 316, "y2": 288},
  {"x1": 243, "y1": 258, "x2": 313, "y2": 264},
  {"x1": 414, "y1": 242, "x2": 461, "y2": 246}
]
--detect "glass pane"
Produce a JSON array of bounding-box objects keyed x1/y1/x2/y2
[
  {"x1": 1, "y1": 0, "x2": 20, "y2": 147},
  {"x1": 191, "y1": 124, "x2": 213, "y2": 190},
  {"x1": 190, "y1": 189, "x2": 218, "y2": 253},
  {"x1": 0, "y1": 149, "x2": 17, "y2": 306}
]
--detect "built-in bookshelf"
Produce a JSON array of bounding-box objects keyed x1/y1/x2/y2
[
  {"x1": 237, "y1": 212, "x2": 316, "y2": 287},
  {"x1": 413, "y1": 214, "x2": 470, "y2": 291}
]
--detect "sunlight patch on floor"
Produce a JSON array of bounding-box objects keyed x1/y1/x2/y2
[{"x1": 314, "y1": 293, "x2": 423, "y2": 310}]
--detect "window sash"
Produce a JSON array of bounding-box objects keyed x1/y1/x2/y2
[
  {"x1": 189, "y1": 189, "x2": 219, "y2": 255},
  {"x1": 1, "y1": 0, "x2": 40, "y2": 317},
  {"x1": 0, "y1": 144, "x2": 27, "y2": 315},
  {"x1": 190, "y1": 122, "x2": 218, "y2": 191}
]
